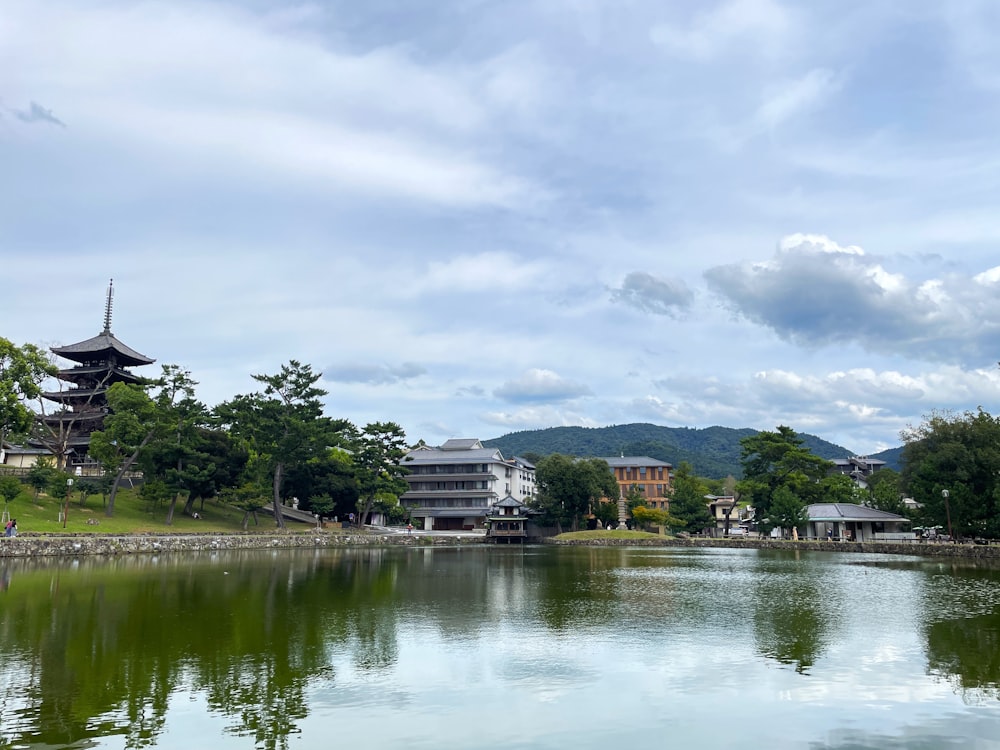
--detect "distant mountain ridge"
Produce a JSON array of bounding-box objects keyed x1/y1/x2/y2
[{"x1": 483, "y1": 424, "x2": 902, "y2": 479}]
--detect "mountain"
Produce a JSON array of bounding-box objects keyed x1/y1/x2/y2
[{"x1": 483, "y1": 424, "x2": 902, "y2": 479}]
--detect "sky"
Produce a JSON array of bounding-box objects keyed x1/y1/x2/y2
[{"x1": 4, "y1": 0, "x2": 1000, "y2": 455}]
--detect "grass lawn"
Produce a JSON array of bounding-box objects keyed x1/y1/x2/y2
[
  {"x1": 2, "y1": 486, "x2": 286, "y2": 535},
  {"x1": 554, "y1": 529, "x2": 667, "y2": 541}
]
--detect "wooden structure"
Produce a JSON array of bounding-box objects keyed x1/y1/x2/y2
[
  {"x1": 33, "y1": 281, "x2": 155, "y2": 470},
  {"x1": 486, "y1": 495, "x2": 529, "y2": 543}
]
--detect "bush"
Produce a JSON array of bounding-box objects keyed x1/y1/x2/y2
[{"x1": 0, "y1": 475, "x2": 22, "y2": 505}]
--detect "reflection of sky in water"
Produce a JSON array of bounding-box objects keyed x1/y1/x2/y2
[{"x1": 2, "y1": 547, "x2": 1000, "y2": 749}]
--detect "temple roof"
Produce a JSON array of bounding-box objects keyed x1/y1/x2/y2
[
  {"x1": 56, "y1": 365, "x2": 143, "y2": 385},
  {"x1": 51, "y1": 331, "x2": 155, "y2": 367}
]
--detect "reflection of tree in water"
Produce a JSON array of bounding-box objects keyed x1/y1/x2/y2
[
  {"x1": 752, "y1": 561, "x2": 832, "y2": 674},
  {"x1": 925, "y1": 611, "x2": 1000, "y2": 702},
  {"x1": 0, "y1": 550, "x2": 404, "y2": 750}
]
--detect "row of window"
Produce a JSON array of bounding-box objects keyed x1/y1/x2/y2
[
  {"x1": 410, "y1": 480, "x2": 491, "y2": 491},
  {"x1": 618, "y1": 467, "x2": 666, "y2": 481},
  {"x1": 407, "y1": 498, "x2": 490, "y2": 508},
  {"x1": 410, "y1": 464, "x2": 492, "y2": 475}
]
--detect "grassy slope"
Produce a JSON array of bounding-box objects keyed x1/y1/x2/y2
[{"x1": 2, "y1": 486, "x2": 279, "y2": 535}]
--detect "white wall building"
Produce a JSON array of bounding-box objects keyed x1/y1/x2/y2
[{"x1": 400, "y1": 438, "x2": 536, "y2": 531}]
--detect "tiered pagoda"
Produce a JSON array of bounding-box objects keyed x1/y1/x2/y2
[{"x1": 34, "y1": 281, "x2": 155, "y2": 469}]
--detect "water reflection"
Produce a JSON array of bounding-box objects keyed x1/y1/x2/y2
[{"x1": 1, "y1": 547, "x2": 999, "y2": 749}]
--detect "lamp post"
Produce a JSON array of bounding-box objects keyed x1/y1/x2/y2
[
  {"x1": 941, "y1": 489, "x2": 953, "y2": 541},
  {"x1": 64, "y1": 477, "x2": 73, "y2": 529}
]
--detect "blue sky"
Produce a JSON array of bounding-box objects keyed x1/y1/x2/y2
[{"x1": 4, "y1": 0, "x2": 1000, "y2": 454}]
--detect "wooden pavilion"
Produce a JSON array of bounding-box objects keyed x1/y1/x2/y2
[{"x1": 485, "y1": 495, "x2": 530, "y2": 543}]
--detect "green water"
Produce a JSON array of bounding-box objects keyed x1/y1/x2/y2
[{"x1": 2, "y1": 546, "x2": 999, "y2": 749}]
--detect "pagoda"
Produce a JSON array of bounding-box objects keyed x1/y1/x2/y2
[{"x1": 34, "y1": 281, "x2": 155, "y2": 470}]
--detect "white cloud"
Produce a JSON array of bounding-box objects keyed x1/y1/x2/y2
[
  {"x1": 754, "y1": 68, "x2": 840, "y2": 129},
  {"x1": 494, "y1": 369, "x2": 592, "y2": 404},
  {"x1": 650, "y1": 0, "x2": 791, "y2": 61}
]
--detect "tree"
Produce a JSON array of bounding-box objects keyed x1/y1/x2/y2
[
  {"x1": 901, "y1": 409, "x2": 1000, "y2": 539},
  {"x1": 220, "y1": 481, "x2": 270, "y2": 530},
  {"x1": 0, "y1": 475, "x2": 22, "y2": 517},
  {"x1": 25, "y1": 458, "x2": 57, "y2": 498},
  {"x1": 89, "y1": 365, "x2": 195, "y2": 517},
  {"x1": 769, "y1": 485, "x2": 808, "y2": 538},
  {"x1": 817, "y1": 473, "x2": 862, "y2": 505},
  {"x1": 0, "y1": 338, "x2": 54, "y2": 449},
  {"x1": 532, "y1": 455, "x2": 618, "y2": 533},
  {"x1": 866, "y1": 468, "x2": 906, "y2": 515},
  {"x1": 354, "y1": 422, "x2": 409, "y2": 526},
  {"x1": 668, "y1": 462, "x2": 713, "y2": 532},
  {"x1": 216, "y1": 361, "x2": 337, "y2": 529},
  {"x1": 739, "y1": 426, "x2": 831, "y2": 527},
  {"x1": 631, "y1": 505, "x2": 681, "y2": 534}
]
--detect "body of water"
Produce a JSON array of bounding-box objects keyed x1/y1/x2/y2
[{"x1": 1, "y1": 545, "x2": 999, "y2": 749}]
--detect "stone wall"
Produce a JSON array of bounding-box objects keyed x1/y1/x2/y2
[
  {"x1": 544, "y1": 536, "x2": 1000, "y2": 559},
  {"x1": 0, "y1": 532, "x2": 479, "y2": 558}
]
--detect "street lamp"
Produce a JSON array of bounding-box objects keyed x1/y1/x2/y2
[
  {"x1": 941, "y1": 489, "x2": 953, "y2": 541},
  {"x1": 64, "y1": 477, "x2": 74, "y2": 529}
]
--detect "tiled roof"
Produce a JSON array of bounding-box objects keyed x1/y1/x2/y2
[
  {"x1": 52, "y1": 331, "x2": 154, "y2": 367},
  {"x1": 602, "y1": 456, "x2": 673, "y2": 468},
  {"x1": 806, "y1": 503, "x2": 907, "y2": 522}
]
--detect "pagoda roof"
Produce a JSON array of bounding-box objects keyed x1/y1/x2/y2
[
  {"x1": 56, "y1": 364, "x2": 143, "y2": 385},
  {"x1": 52, "y1": 331, "x2": 155, "y2": 367},
  {"x1": 41, "y1": 387, "x2": 110, "y2": 403}
]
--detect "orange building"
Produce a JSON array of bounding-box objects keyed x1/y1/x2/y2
[{"x1": 602, "y1": 456, "x2": 673, "y2": 510}]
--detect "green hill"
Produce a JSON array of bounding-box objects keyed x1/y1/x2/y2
[{"x1": 483, "y1": 424, "x2": 901, "y2": 479}]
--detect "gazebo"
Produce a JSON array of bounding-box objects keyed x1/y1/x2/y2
[{"x1": 486, "y1": 495, "x2": 530, "y2": 543}]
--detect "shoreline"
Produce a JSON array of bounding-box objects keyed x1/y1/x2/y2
[{"x1": 3, "y1": 531, "x2": 1000, "y2": 559}]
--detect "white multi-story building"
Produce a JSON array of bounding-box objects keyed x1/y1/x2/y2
[{"x1": 400, "y1": 438, "x2": 536, "y2": 531}]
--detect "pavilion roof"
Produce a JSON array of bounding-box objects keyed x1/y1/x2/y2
[{"x1": 52, "y1": 331, "x2": 155, "y2": 367}]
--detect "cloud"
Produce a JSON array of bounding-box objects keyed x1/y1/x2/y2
[
  {"x1": 704, "y1": 233, "x2": 1000, "y2": 366},
  {"x1": 493, "y1": 369, "x2": 592, "y2": 403},
  {"x1": 12, "y1": 101, "x2": 65, "y2": 127},
  {"x1": 480, "y1": 405, "x2": 600, "y2": 429},
  {"x1": 754, "y1": 68, "x2": 840, "y2": 129},
  {"x1": 649, "y1": 0, "x2": 791, "y2": 61},
  {"x1": 323, "y1": 362, "x2": 426, "y2": 385},
  {"x1": 610, "y1": 272, "x2": 694, "y2": 316}
]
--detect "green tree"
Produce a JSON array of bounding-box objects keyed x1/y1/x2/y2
[
  {"x1": 866, "y1": 468, "x2": 905, "y2": 515},
  {"x1": 817, "y1": 473, "x2": 862, "y2": 505},
  {"x1": 220, "y1": 481, "x2": 270, "y2": 530},
  {"x1": 0, "y1": 338, "x2": 54, "y2": 448},
  {"x1": 739, "y1": 426, "x2": 831, "y2": 527},
  {"x1": 768, "y1": 485, "x2": 808, "y2": 538},
  {"x1": 216, "y1": 361, "x2": 337, "y2": 529},
  {"x1": 669, "y1": 461, "x2": 712, "y2": 532},
  {"x1": 631, "y1": 505, "x2": 681, "y2": 533},
  {"x1": 0, "y1": 475, "x2": 22, "y2": 517},
  {"x1": 354, "y1": 422, "x2": 409, "y2": 526},
  {"x1": 89, "y1": 365, "x2": 195, "y2": 517},
  {"x1": 25, "y1": 458, "x2": 57, "y2": 498},
  {"x1": 532, "y1": 455, "x2": 618, "y2": 532},
  {"x1": 901, "y1": 409, "x2": 1000, "y2": 539}
]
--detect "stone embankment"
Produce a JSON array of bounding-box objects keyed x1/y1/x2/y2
[
  {"x1": 544, "y1": 536, "x2": 1000, "y2": 558},
  {"x1": 0, "y1": 532, "x2": 475, "y2": 558}
]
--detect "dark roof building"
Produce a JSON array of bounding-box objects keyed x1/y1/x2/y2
[{"x1": 33, "y1": 281, "x2": 155, "y2": 469}]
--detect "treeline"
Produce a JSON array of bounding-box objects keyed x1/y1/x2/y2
[
  {"x1": 1, "y1": 339, "x2": 409, "y2": 528},
  {"x1": 483, "y1": 423, "x2": 878, "y2": 479}
]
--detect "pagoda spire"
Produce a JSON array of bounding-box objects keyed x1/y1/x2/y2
[{"x1": 103, "y1": 278, "x2": 114, "y2": 333}]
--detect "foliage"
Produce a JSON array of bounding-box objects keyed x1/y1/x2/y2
[
  {"x1": 215, "y1": 361, "x2": 339, "y2": 529},
  {"x1": 631, "y1": 505, "x2": 680, "y2": 531},
  {"x1": 0, "y1": 338, "x2": 55, "y2": 446},
  {"x1": 817, "y1": 473, "x2": 864, "y2": 505},
  {"x1": 669, "y1": 461, "x2": 713, "y2": 531},
  {"x1": 353, "y1": 422, "x2": 409, "y2": 525},
  {"x1": 89, "y1": 373, "x2": 176, "y2": 517},
  {"x1": 901, "y1": 409, "x2": 1000, "y2": 539},
  {"x1": 865, "y1": 468, "x2": 906, "y2": 515},
  {"x1": 25, "y1": 458, "x2": 57, "y2": 497},
  {"x1": 768, "y1": 485, "x2": 809, "y2": 536},
  {"x1": 46, "y1": 470, "x2": 75, "y2": 500},
  {"x1": 532, "y1": 455, "x2": 618, "y2": 532},
  {"x1": 308, "y1": 493, "x2": 335, "y2": 517},
  {"x1": 738, "y1": 426, "x2": 831, "y2": 526},
  {"x1": 483, "y1": 423, "x2": 886, "y2": 479},
  {"x1": 220, "y1": 482, "x2": 270, "y2": 530},
  {"x1": 0, "y1": 475, "x2": 22, "y2": 505},
  {"x1": 286, "y1": 448, "x2": 358, "y2": 520}
]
